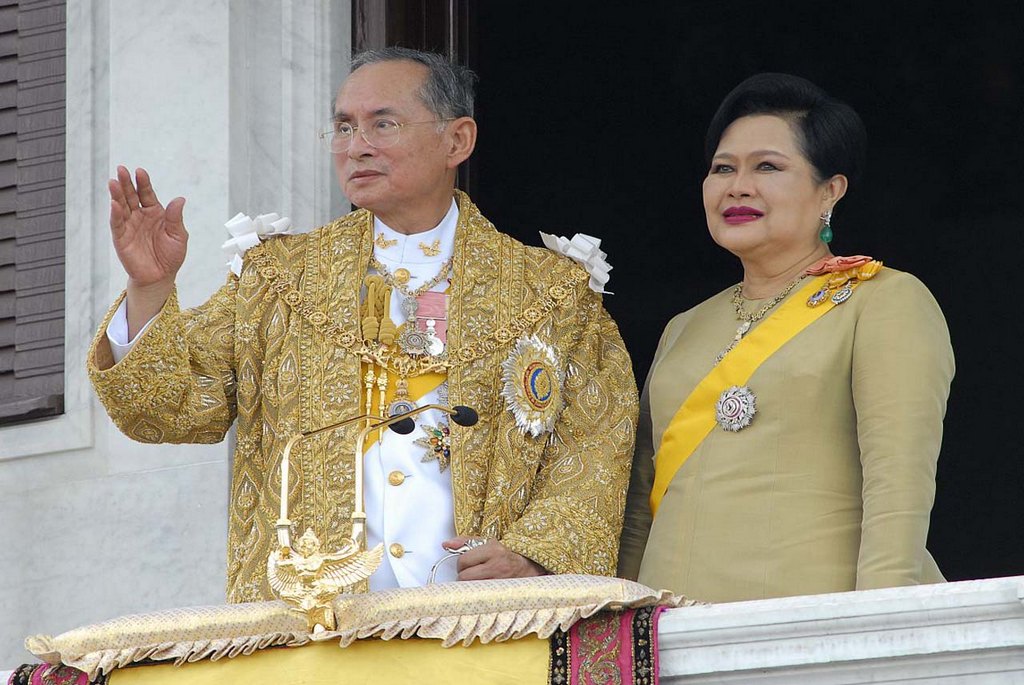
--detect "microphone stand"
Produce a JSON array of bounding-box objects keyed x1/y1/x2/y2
[
  {"x1": 268, "y1": 403, "x2": 478, "y2": 631},
  {"x1": 275, "y1": 404, "x2": 477, "y2": 554},
  {"x1": 275, "y1": 412, "x2": 383, "y2": 551},
  {"x1": 350, "y1": 404, "x2": 479, "y2": 549}
]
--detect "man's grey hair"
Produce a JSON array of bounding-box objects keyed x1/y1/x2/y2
[{"x1": 350, "y1": 47, "x2": 478, "y2": 119}]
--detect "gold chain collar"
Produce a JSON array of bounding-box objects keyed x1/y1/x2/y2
[
  {"x1": 245, "y1": 243, "x2": 584, "y2": 378},
  {"x1": 368, "y1": 255, "x2": 453, "y2": 300}
]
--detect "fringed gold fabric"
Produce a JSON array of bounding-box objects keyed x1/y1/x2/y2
[
  {"x1": 25, "y1": 577, "x2": 691, "y2": 681},
  {"x1": 322, "y1": 575, "x2": 692, "y2": 647},
  {"x1": 25, "y1": 602, "x2": 309, "y2": 681}
]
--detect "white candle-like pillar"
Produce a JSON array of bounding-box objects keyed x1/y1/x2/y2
[{"x1": 274, "y1": 413, "x2": 382, "y2": 551}]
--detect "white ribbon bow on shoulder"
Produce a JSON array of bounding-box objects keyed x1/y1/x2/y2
[
  {"x1": 539, "y1": 232, "x2": 613, "y2": 294},
  {"x1": 221, "y1": 212, "x2": 295, "y2": 276}
]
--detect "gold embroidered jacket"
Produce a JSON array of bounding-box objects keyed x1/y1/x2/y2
[{"x1": 88, "y1": 194, "x2": 638, "y2": 602}]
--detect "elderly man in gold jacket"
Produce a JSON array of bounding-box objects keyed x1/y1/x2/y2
[{"x1": 88, "y1": 48, "x2": 637, "y2": 603}]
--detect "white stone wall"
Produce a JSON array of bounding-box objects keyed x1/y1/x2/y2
[
  {"x1": 0, "y1": 0, "x2": 349, "y2": 666},
  {"x1": 659, "y1": 576, "x2": 1024, "y2": 683}
]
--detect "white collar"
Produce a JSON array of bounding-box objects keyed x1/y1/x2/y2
[{"x1": 373, "y1": 199, "x2": 458, "y2": 264}]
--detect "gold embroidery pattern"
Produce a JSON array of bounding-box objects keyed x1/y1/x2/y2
[
  {"x1": 244, "y1": 243, "x2": 584, "y2": 377},
  {"x1": 87, "y1": 193, "x2": 638, "y2": 602},
  {"x1": 577, "y1": 610, "x2": 624, "y2": 685}
]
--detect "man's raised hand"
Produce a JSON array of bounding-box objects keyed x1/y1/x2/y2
[
  {"x1": 108, "y1": 166, "x2": 188, "y2": 338},
  {"x1": 109, "y1": 166, "x2": 188, "y2": 287}
]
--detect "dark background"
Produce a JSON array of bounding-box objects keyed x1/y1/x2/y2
[{"x1": 465, "y1": 1, "x2": 1024, "y2": 581}]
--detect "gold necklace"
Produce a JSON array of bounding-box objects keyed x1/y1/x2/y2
[
  {"x1": 369, "y1": 254, "x2": 453, "y2": 321},
  {"x1": 247, "y1": 243, "x2": 583, "y2": 379},
  {"x1": 715, "y1": 273, "x2": 808, "y2": 364}
]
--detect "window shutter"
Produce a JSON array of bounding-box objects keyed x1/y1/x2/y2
[{"x1": 0, "y1": 0, "x2": 65, "y2": 425}]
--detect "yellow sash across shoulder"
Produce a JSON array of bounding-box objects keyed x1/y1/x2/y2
[{"x1": 649, "y1": 274, "x2": 839, "y2": 516}]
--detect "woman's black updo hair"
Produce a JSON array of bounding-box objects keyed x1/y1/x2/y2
[{"x1": 704, "y1": 73, "x2": 867, "y2": 185}]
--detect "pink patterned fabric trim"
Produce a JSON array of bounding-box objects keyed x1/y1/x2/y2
[
  {"x1": 8, "y1": 664, "x2": 92, "y2": 685},
  {"x1": 563, "y1": 606, "x2": 661, "y2": 685}
]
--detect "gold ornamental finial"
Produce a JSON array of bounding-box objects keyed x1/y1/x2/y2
[
  {"x1": 267, "y1": 528, "x2": 383, "y2": 632},
  {"x1": 269, "y1": 413, "x2": 386, "y2": 631},
  {"x1": 269, "y1": 406, "x2": 476, "y2": 631}
]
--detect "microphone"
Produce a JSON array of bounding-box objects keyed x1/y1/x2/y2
[
  {"x1": 451, "y1": 405, "x2": 478, "y2": 427},
  {"x1": 388, "y1": 416, "x2": 416, "y2": 435},
  {"x1": 386, "y1": 403, "x2": 479, "y2": 429}
]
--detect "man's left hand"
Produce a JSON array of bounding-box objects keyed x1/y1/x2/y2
[{"x1": 443, "y1": 537, "x2": 547, "y2": 581}]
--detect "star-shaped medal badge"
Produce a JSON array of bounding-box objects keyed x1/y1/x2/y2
[{"x1": 415, "y1": 421, "x2": 451, "y2": 472}]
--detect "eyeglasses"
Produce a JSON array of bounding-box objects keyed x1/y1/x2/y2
[{"x1": 318, "y1": 118, "x2": 454, "y2": 152}]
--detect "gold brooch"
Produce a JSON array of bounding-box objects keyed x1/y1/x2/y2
[
  {"x1": 418, "y1": 239, "x2": 441, "y2": 257},
  {"x1": 393, "y1": 267, "x2": 411, "y2": 286},
  {"x1": 374, "y1": 232, "x2": 397, "y2": 249},
  {"x1": 806, "y1": 260, "x2": 883, "y2": 307},
  {"x1": 415, "y1": 422, "x2": 452, "y2": 472}
]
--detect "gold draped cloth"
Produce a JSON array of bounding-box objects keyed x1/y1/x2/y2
[
  {"x1": 25, "y1": 575, "x2": 686, "y2": 683},
  {"x1": 23, "y1": 575, "x2": 684, "y2": 684},
  {"x1": 87, "y1": 193, "x2": 638, "y2": 602}
]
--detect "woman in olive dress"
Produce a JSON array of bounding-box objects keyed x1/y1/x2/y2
[{"x1": 618, "y1": 73, "x2": 954, "y2": 602}]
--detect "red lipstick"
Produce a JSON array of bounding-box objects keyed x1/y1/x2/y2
[{"x1": 722, "y1": 206, "x2": 764, "y2": 225}]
